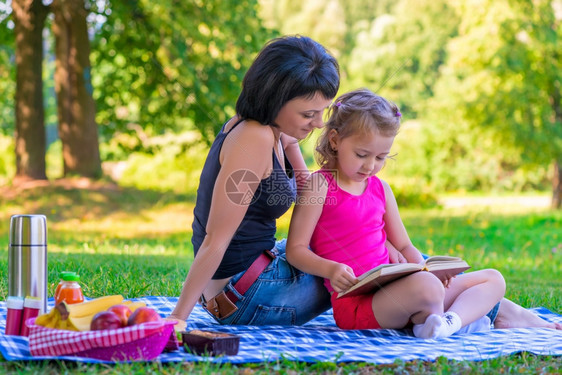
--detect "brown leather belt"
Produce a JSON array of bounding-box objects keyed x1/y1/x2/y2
[{"x1": 201, "y1": 249, "x2": 276, "y2": 319}]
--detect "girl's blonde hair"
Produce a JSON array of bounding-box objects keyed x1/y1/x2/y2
[{"x1": 316, "y1": 88, "x2": 401, "y2": 168}]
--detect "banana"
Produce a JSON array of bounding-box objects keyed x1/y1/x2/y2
[
  {"x1": 62, "y1": 295, "x2": 124, "y2": 331},
  {"x1": 35, "y1": 307, "x2": 58, "y2": 327},
  {"x1": 65, "y1": 295, "x2": 124, "y2": 317},
  {"x1": 66, "y1": 314, "x2": 93, "y2": 331},
  {"x1": 34, "y1": 303, "x2": 80, "y2": 331}
]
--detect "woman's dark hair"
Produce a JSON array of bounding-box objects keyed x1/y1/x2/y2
[{"x1": 236, "y1": 35, "x2": 340, "y2": 126}]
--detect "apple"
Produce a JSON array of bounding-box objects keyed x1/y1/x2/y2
[
  {"x1": 127, "y1": 306, "x2": 161, "y2": 326},
  {"x1": 107, "y1": 304, "x2": 132, "y2": 327},
  {"x1": 90, "y1": 311, "x2": 122, "y2": 331}
]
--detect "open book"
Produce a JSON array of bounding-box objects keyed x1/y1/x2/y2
[{"x1": 337, "y1": 256, "x2": 470, "y2": 298}]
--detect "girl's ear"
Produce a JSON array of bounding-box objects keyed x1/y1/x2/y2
[{"x1": 328, "y1": 129, "x2": 339, "y2": 151}]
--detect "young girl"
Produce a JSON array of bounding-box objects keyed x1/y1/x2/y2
[{"x1": 286, "y1": 89, "x2": 506, "y2": 338}]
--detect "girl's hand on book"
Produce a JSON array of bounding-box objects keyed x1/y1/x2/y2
[
  {"x1": 442, "y1": 275, "x2": 456, "y2": 288},
  {"x1": 328, "y1": 262, "x2": 358, "y2": 293},
  {"x1": 385, "y1": 240, "x2": 411, "y2": 263},
  {"x1": 388, "y1": 247, "x2": 407, "y2": 263}
]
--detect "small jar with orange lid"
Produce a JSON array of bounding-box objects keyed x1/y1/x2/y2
[{"x1": 55, "y1": 273, "x2": 84, "y2": 305}]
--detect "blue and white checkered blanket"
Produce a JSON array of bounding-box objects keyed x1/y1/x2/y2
[{"x1": 1, "y1": 296, "x2": 561, "y2": 364}]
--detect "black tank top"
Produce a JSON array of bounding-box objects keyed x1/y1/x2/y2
[{"x1": 191, "y1": 119, "x2": 297, "y2": 278}]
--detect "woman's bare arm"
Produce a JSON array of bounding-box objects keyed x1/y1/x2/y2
[{"x1": 169, "y1": 122, "x2": 274, "y2": 322}]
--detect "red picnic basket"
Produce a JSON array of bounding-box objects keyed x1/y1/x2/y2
[{"x1": 26, "y1": 317, "x2": 178, "y2": 361}]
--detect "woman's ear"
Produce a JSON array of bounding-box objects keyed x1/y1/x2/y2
[{"x1": 328, "y1": 129, "x2": 339, "y2": 151}]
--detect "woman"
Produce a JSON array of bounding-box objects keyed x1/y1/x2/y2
[{"x1": 169, "y1": 35, "x2": 339, "y2": 328}]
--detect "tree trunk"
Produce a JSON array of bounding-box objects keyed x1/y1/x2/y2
[
  {"x1": 550, "y1": 77, "x2": 562, "y2": 209},
  {"x1": 52, "y1": 0, "x2": 101, "y2": 178},
  {"x1": 553, "y1": 161, "x2": 562, "y2": 209},
  {"x1": 12, "y1": 0, "x2": 48, "y2": 181}
]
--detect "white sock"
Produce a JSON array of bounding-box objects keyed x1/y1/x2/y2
[
  {"x1": 413, "y1": 312, "x2": 463, "y2": 339},
  {"x1": 434, "y1": 311, "x2": 462, "y2": 338},
  {"x1": 413, "y1": 314, "x2": 443, "y2": 339},
  {"x1": 456, "y1": 315, "x2": 491, "y2": 335}
]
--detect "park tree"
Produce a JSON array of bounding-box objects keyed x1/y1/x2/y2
[
  {"x1": 52, "y1": 0, "x2": 101, "y2": 177},
  {"x1": 12, "y1": 0, "x2": 48, "y2": 180},
  {"x1": 90, "y1": 0, "x2": 272, "y2": 146},
  {"x1": 342, "y1": 0, "x2": 514, "y2": 193},
  {"x1": 431, "y1": 0, "x2": 562, "y2": 208},
  {"x1": 0, "y1": 18, "x2": 13, "y2": 132},
  {"x1": 337, "y1": 0, "x2": 391, "y2": 81},
  {"x1": 0, "y1": 8, "x2": 15, "y2": 180},
  {"x1": 2, "y1": 0, "x2": 271, "y2": 179},
  {"x1": 8, "y1": 0, "x2": 100, "y2": 180},
  {"x1": 258, "y1": 0, "x2": 346, "y2": 59},
  {"x1": 346, "y1": 0, "x2": 460, "y2": 115}
]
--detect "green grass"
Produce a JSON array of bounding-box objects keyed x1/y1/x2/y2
[{"x1": 1, "y1": 180, "x2": 561, "y2": 373}]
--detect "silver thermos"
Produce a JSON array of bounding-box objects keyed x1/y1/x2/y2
[{"x1": 8, "y1": 214, "x2": 48, "y2": 314}]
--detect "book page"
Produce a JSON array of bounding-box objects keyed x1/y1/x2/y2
[
  {"x1": 425, "y1": 255, "x2": 463, "y2": 263},
  {"x1": 357, "y1": 263, "x2": 397, "y2": 280}
]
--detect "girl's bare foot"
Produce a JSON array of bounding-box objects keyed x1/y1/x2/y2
[{"x1": 494, "y1": 298, "x2": 562, "y2": 329}]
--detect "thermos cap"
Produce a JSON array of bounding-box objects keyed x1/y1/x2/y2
[
  {"x1": 9, "y1": 215, "x2": 47, "y2": 246},
  {"x1": 7, "y1": 296, "x2": 24, "y2": 309},
  {"x1": 23, "y1": 296, "x2": 43, "y2": 309}
]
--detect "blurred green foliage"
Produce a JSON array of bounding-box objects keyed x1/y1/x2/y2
[
  {"x1": 114, "y1": 131, "x2": 208, "y2": 193},
  {"x1": 89, "y1": 0, "x2": 275, "y2": 145},
  {"x1": 0, "y1": 5, "x2": 15, "y2": 136},
  {"x1": 0, "y1": 134, "x2": 15, "y2": 184},
  {"x1": 380, "y1": 119, "x2": 550, "y2": 193},
  {"x1": 0, "y1": 0, "x2": 560, "y2": 198}
]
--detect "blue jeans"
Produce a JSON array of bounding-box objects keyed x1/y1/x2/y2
[{"x1": 210, "y1": 239, "x2": 331, "y2": 326}]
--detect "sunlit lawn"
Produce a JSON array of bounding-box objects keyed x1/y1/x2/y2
[{"x1": 0, "y1": 180, "x2": 560, "y2": 373}]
